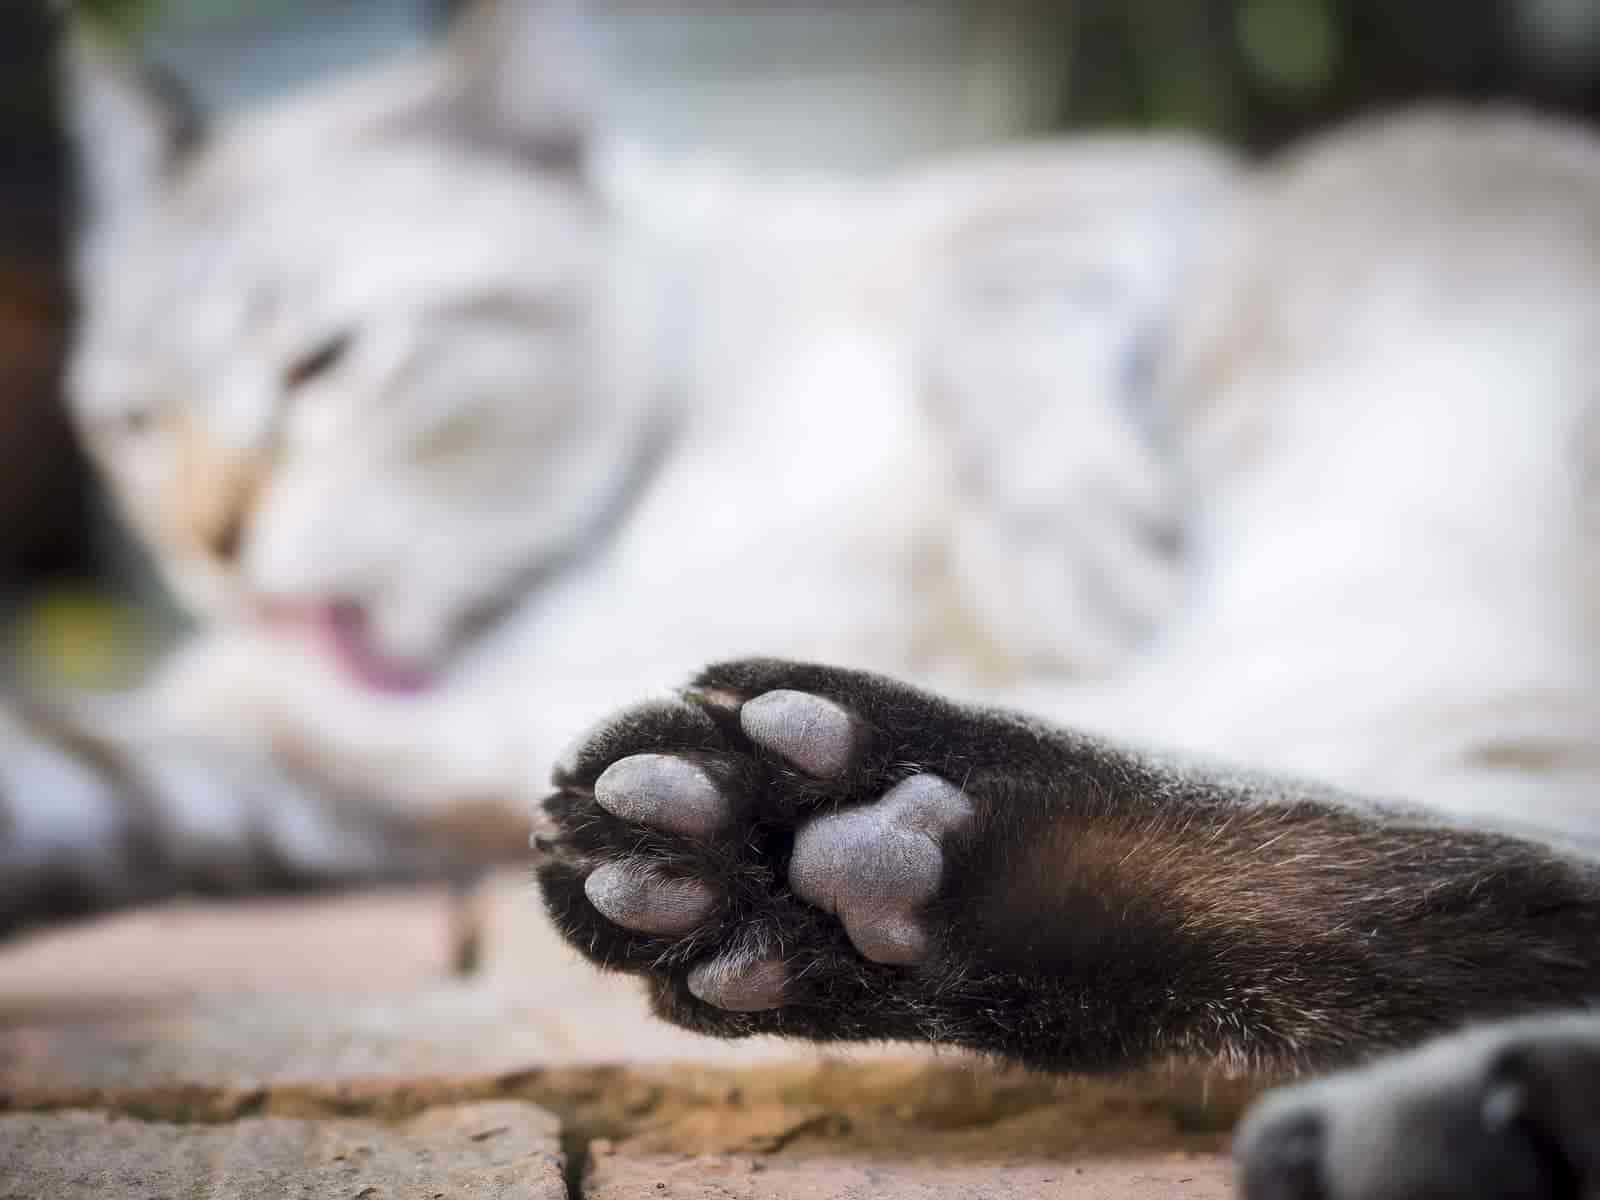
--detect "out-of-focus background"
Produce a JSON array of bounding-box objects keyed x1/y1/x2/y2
[{"x1": 5, "y1": 0, "x2": 1600, "y2": 691}]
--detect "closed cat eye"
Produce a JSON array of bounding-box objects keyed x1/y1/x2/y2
[
  {"x1": 96, "y1": 403, "x2": 158, "y2": 440},
  {"x1": 283, "y1": 331, "x2": 352, "y2": 390}
]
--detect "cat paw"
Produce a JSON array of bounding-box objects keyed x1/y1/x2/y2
[
  {"x1": 534, "y1": 656, "x2": 1338, "y2": 1068},
  {"x1": 533, "y1": 658, "x2": 1025, "y2": 1041},
  {"x1": 1235, "y1": 1014, "x2": 1600, "y2": 1200}
]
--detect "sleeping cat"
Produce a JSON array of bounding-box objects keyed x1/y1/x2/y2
[
  {"x1": 534, "y1": 110, "x2": 1600, "y2": 1200},
  {"x1": 26, "y1": 3, "x2": 1600, "y2": 1195},
  {"x1": 7, "y1": 3, "x2": 1233, "y2": 934}
]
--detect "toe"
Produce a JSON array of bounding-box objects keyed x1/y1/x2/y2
[
  {"x1": 1484, "y1": 1033, "x2": 1600, "y2": 1189},
  {"x1": 584, "y1": 861, "x2": 720, "y2": 935},
  {"x1": 739, "y1": 690, "x2": 862, "y2": 778},
  {"x1": 687, "y1": 954, "x2": 787, "y2": 1012},
  {"x1": 1238, "y1": 1110, "x2": 1327, "y2": 1200},
  {"x1": 843, "y1": 913, "x2": 930, "y2": 965},
  {"x1": 594, "y1": 754, "x2": 733, "y2": 837}
]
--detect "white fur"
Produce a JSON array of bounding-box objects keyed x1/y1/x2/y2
[
  {"x1": 1044, "y1": 111, "x2": 1600, "y2": 844},
  {"x1": 58, "y1": 15, "x2": 1233, "y2": 842},
  {"x1": 45, "y1": 8, "x2": 1600, "y2": 892}
]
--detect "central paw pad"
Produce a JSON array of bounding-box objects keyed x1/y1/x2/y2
[
  {"x1": 789, "y1": 774, "x2": 973, "y2": 965},
  {"x1": 536, "y1": 661, "x2": 981, "y2": 1030}
]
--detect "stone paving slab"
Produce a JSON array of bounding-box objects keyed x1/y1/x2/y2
[
  {"x1": 584, "y1": 1057, "x2": 1241, "y2": 1200},
  {"x1": 0, "y1": 1100, "x2": 565, "y2": 1200},
  {"x1": 587, "y1": 1152, "x2": 1232, "y2": 1200},
  {"x1": 0, "y1": 884, "x2": 466, "y2": 1010},
  {"x1": 0, "y1": 873, "x2": 800, "y2": 1094},
  {"x1": 0, "y1": 876, "x2": 1260, "y2": 1200},
  {"x1": 586, "y1": 1058, "x2": 1248, "y2": 1161}
]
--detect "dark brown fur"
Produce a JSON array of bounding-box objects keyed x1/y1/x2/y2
[{"x1": 538, "y1": 658, "x2": 1600, "y2": 1075}]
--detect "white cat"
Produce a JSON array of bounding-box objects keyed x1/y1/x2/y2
[
  {"x1": 1, "y1": 1, "x2": 1234, "y2": 933},
  {"x1": 522, "y1": 94, "x2": 1600, "y2": 1200},
  {"x1": 17, "y1": 6, "x2": 1600, "y2": 1189},
  {"x1": 1048, "y1": 107, "x2": 1600, "y2": 842}
]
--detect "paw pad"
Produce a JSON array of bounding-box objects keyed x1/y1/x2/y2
[
  {"x1": 540, "y1": 670, "x2": 985, "y2": 1023},
  {"x1": 583, "y1": 861, "x2": 720, "y2": 936},
  {"x1": 739, "y1": 690, "x2": 862, "y2": 777},
  {"x1": 594, "y1": 754, "x2": 731, "y2": 837},
  {"x1": 789, "y1": 774, "x2": 974, "y2": 964},
  {"x1": 687, "y1": 954, "x2": 787, "y2": 1012}
]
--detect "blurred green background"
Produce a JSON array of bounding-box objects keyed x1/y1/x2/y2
[{"x1": 5, "y1": 0, "x2": 1600, "y2": 688}]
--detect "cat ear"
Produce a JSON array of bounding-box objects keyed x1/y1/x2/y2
[
  {"x1": 58, "y1": 21, "x2": 203, "y2": 270},
  {"x1": 429, "y1": 0, "x2": 597, "y2": 175}
]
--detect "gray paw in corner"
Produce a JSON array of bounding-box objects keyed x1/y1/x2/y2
[{"x1": 1236, "y1": 1012, "x2": 1600, "y2": 1200}]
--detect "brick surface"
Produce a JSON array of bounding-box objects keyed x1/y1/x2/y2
[
  {"x1": 0, "y1": 885, "x2": 464, "y2": 1009},
  {"x1": 0, "y1": 873, "x2": 797, "y2": 1093},
  {"x1": 587, "y1": 1152, "x2": 1233, "y2": 1200},
  {"x1": 584, "y1": 1057, "x2": 1247, "y2": 1161},
  {"x1": 0, "y1": 875, "x2": 1258, "y2": 1200},
  {"x1": 0, "y1": 1101, "x2": 565, "y2": 1199}
]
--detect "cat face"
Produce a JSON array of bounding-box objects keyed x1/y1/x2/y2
[{"x1": 63, "y1": 12, "x2": 643, "y2": 692}]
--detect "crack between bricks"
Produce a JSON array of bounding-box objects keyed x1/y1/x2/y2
[{"x1": 0, "y1": 1057, "x2": 1259, "y2": 1193}]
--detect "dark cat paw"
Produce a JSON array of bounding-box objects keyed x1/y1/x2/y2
[
  {"x1": 1236, "y1": 1014, "x2": 1600, "y2": 1200},
  {"x1": 534, "y1": 657, "x2": 1278, "y2": 1068},
  {"x1": 537, "y1": 658, "x2": 1594, "y2": 1072},
  {"x1": 534, "y1": 658, "x2": 1012, "y2": 1044}
]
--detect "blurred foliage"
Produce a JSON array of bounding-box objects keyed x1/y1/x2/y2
[
  {"x1": 74, "y1": 0, "x2": 163, "y2": 41},
  {"x1": 75, "y1": 0, "x2": 298, "y2": 42},
  {"x1": 1236, "y1": 0, "x2": 1341, "y2": 96},
  {"x1": 10, "y1": 587, "x2": 150, "y2": 690},
  {"x1": 1065, "y1": 0, "x2": 1600, "y2": 151}
]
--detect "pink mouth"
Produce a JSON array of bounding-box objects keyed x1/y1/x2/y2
[
  {"x1": 321, "y1": 602, "x2": 439, "y2": 695},
  {"x1": 261, "y1": 600, "x2": 438, "y2": 695}
]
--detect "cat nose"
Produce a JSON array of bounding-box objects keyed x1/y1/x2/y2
[
  {"x1": 206, "y1": 508, "x2": 247, "y2": 564},
  {"x1": 179, "y1": 445, "x2": 261, "y2": 567}
]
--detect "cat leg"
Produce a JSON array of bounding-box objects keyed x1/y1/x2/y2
[
  {"x1": 0, "y1": 696, "x2": 527, "y2": 941},
  {"x1": 537, "y1": 658, "x2": 1600, "y2": 1073}
]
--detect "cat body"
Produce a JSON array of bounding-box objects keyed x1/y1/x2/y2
[
  {"x1": 15, "y1": 6, "x2": 1600, "y2": 1195},
  {"x1": 130, "y1": 120, "x2": 1232, "y2": 813},
  {"x1": 531, "y1": 112, "x2": 1600, "y2": 1200},
  {"x1": 5, "y1": 6, "x2": 1232, "y2": 932},
  {"x1": 1053, "y1": 109, "x2": 1600, "y2": 840},
  {"x1": 528, "y1": 99, "x2": 1600, "y2": 1200}
]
